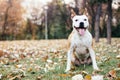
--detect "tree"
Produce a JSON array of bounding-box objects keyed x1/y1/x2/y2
[
  {"x1": 22, "y1": 0, "x2": 46, "y2": 39},
  {"x1": 0, "y1": 0, "x2": 25, "y2": 40},
  {"x1": 76, "y1": 0, "x2": 112, "y2": 44},
  {"x1": 0, "y1": 0, "x2": 12, "y2": 40},
  {"x1": 44, "y1": 0, "x2": 69, "y2": 39},
  {"x1": 106, "y1": 0, "x2": 112, "y2": 44},
  {"x1": 94, "y1": 3, "x2": 101, "y2": 42}
]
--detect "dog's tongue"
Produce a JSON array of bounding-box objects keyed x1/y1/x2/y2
[{"x1": 79, "y1": 29, "x2": 85, "y2": 36}]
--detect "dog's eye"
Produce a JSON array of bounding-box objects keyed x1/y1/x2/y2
[
  {"x1": 75, "y1": 19, "x2": 78, "y2": 22},
  {"x1": 84, "y1": 19, "x2": 87, "y2": 21}
]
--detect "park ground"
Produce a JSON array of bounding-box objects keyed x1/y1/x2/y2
[{"x1": 0, "y1": 38, "x2": 120, "y2": 80}]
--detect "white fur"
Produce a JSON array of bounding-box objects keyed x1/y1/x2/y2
[
  {"x1": 72, "y1": 15, "x2": 89, "y2": 28},
  {"x1": 65, "y1": 15, "x2": 99, "y2": 72}
]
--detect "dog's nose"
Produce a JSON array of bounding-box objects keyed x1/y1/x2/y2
[{"x1": 79, "y1": 22, "x2": 84, "y2": 28}]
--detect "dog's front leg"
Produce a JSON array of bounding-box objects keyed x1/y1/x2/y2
[
  {"x1": 88, "y1": 47, "x2": 99, "y2": 70},
  {"x1": 65, "y1": 47, "x2": 74, "y2": 72}
]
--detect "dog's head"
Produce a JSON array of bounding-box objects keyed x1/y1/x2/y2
[{"x1": 72, "y1": 15, "x2": 89, "y2": 36}]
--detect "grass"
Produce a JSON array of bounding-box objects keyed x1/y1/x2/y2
[{"x1": 0, "y1": 38, "x2": 120, "y2": 80}]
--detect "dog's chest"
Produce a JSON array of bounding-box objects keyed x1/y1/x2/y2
[
  {"x1": 72, "y1": 33, "x2": 91, "y2": 59},
  {"x1": 74, "y1": 38, "x2": 88, "y2": 54},
  {"x1": 73, "y1": 34, "x2": 90, "y2": 49}
]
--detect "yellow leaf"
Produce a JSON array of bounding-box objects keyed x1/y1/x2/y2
[
  {"x1": 58, "y1": 74, "x2": 70, "y2": 77},
  {"x1": 85, "y1": 74, "x2": 91, "y2": 80},
  {"x1": 28, "y1": 68, "x2": 33, "y2": 72},
  {"x1": 116, "y1": 77, "x2": 120, "y2": 80}
]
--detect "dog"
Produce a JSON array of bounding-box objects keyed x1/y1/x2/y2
[{"x1": 65, "y1": 15, "x2": 99, "y2": 72}]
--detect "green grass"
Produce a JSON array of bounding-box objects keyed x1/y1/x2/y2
[
  {"x1": 0, "y1": 39, "x2": 120, "y2": 80},
  {"x1": 0, "y1": 52, "x2": 119, "y2": 80}
]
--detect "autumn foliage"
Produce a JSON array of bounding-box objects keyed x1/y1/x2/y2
[
  {"x1": 0, "y1": 0, "x2": 25, "y2": 40},
  {"x1": 0, "y1": 0, "x2": 119, "y2": 41}
]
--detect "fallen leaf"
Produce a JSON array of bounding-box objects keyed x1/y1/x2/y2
[
  {"x1": 0, "y1": 50, "x2": 6, "y2": 57},
  {"x1": 58, "y1": 74, "x2": 70, "y2": 77},
  {"x1": 108, "y1": 70, "x2": 116, "y2": 78},
  {"x1": 0, "y1": 58, "x2": 9, "y2": 64},
  {"x1": 101, "y1": 56, "x2": 111, "y2": 62},
  {"x1": 92, "y1": 75, "x2": 103, "y2": 80},
  {"x1": 46, "y1": 59, "x2": 53, "y2": 63},
  {"x1": 36, "y1": 75, "x2": 44, "y2": 80},
  {"x1": 116, "y1": 77, "x2": 120, "y2": 80},
  {"x1": 41, "y1": 55, "x2": 48, "y2": 61},
  {"x1": 113, "y1": 50, "x2": 117, "y2": 53},
  {"x1": 114, "y1": 68, "x2": 120, "y2": 71},
  {"x1": 15, "y1": 64, "x2": 22, "y2": 68},
  {"x1": 0, "y1": 74, "x2": 2, "y2": 79},
  {"x1": 72, "y1": 74, "x2": 83, "y2": 80},
  {"x1": 81, "y1": 71, "x2": 88, "y2": 75},
  {"x1": 28, "y1": 68, "x2": 33, "y2": 72},
  {"x1": 9, "y1": 75, "x2": 22, "y2": 80},
  {"x1": 116, "y1": 55, "x2": 120, "y2": 59},
  {"x1": 85, "y1": 74, "x2": 91, "y2": 80},
  {"x1": 44, "y1": 68, "x2": 48, "y2": 72},
  {"x1": 7, "y1": 69, "x2": 26, "y2": 79},
  {"x1": 117, "y1": 63, "x2": 120, "y2": 68}
]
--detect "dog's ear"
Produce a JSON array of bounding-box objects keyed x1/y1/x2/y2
[{"x1": 70, "y1": 9, "x2": 76, "y2": 19}]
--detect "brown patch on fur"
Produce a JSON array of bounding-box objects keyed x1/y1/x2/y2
[
  {"x1": 72, "y1": 58, "x2": 81, "y2": 67},
  {"x1": 86, "y1": 56, "x2": 92, "y2": 65},
  {"x1": 67, "y1": 31, "x2": 75, "y2": 49},
  {"x1": 72, "y1": 56, "x2": 92, "y2": 66},
  {"x1": 92, "y1": 39, "x2": 95, "y2": 48},
  {"x1": 70, "y1": 9, "x2": 76, "y2": 19}
]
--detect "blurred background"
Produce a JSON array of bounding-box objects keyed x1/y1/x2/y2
[{"x1": 0, "y1": 0, "x2": 119, "y2": 43}]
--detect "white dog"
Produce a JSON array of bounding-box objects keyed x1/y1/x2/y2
[{"x1": 65, "y1": 15, "x2": 99, "y2": 72}]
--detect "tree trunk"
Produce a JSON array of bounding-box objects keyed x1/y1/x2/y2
[
  {"x1": 74, "y1": 0, "x2": 87, "y2": 15},
  {"x1": 95, "y1": 3, "x2": 101, "y2": 42},
  {"x1": 85, "y1": 1, "x2": 96, "y2": 37},
  {"x1": 27, "y1": 19, "x2": 36, "y2": 40},
  {"x1": 1, "y1": 0, "x2": 12, "y2": 40},
  {"x1": 106, "y1": 0, "x2": 112, "y2": 44}
]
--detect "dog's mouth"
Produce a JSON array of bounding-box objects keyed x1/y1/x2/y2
[{"x1": 74, "y1": 26, "x2": 86, "y2": 36}]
